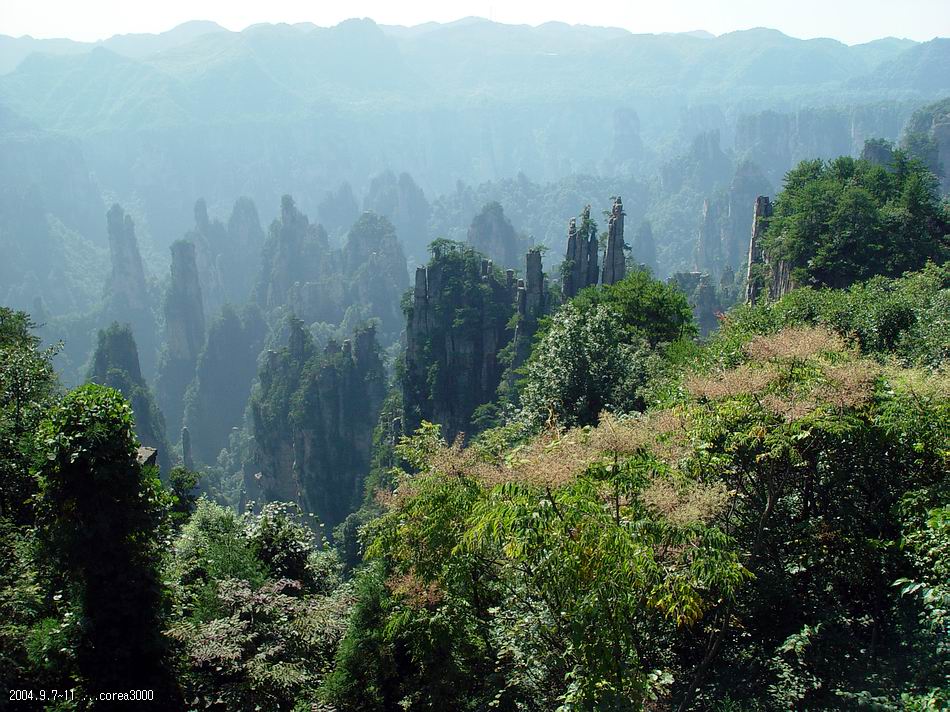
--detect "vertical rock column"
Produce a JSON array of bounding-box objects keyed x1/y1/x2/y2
[
  {"x1": 105, "y1": 204, "x2": 148, "y2": 313},
  {"x1": 156, "y1": 240, "x2": 205, "y2": 436},
  {"x1": 602, "y1": 196, "x2": 626, "y2": 286},
  {"x1": 562, "y1": 218, "x2": 579, "y2": 299},
  {"x1": 745, "y1": 196, "x2": 773, "y2": 304},
  {"x1": 561, "y1": 206, "x2": 600, "y2": 300}
]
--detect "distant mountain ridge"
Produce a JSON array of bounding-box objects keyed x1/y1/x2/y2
[
  {"x1": 0, "y1": 20, "x2": 228, "y2": 74},
  {"x1": 0, "y1": 19, "x2": 945, "y2": 136}
]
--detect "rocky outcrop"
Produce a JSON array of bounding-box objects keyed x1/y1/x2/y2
[
  {"x1": 508, "y1": 248, "x2": 549, "y2": 385},
  {"x1": 745, "y1": 195, "x2": 795, "y2": 303},
  {"x1": 183, "y1": 304, "x2": 266, "y2": 466},
  {"x1": 466, "y1": 202, "x2": 528, "y2": 269},
  {"x1": 403, "y1": 241, "x2": 516, "y2": 440},
  {"x1": 561, "y1": 206, "x2": 599, "y2": 299},
  {"x1": 363, "y1": 170, "x2": 431, "y2": 265},
  {"x1": 694, "y1": 198, "x2": 722, "y2": 276},
  {"x1": 256, "y1": 195, "x2": 340, "y2": 317},
  {"x1": 736, "y1": 105, "x2": 907, "y2": 186},
  {"x1": 156, "y1": 240, "x2": 205, "y2": 436},
  {"x1": 102, "y1": 204, "x2": 158, "y2": 380},
  {"x1": 88, "y1": 322, "x2": 171, "y2": 475},
  {"x1": 105, "y1": 203, "x2": 148, "y2": 314},
  {"x1": 249, "y1": 318, "x2": 386, "y2": 531},
  {"x1": 340, "y1": 212, "x2": 409, "y2": 341},
  {"x1": 745, "y1": 196, "x2": 773, "y2": 303},
  {"x1": 901, "y1": 98, "x2": 950, "y2": 194},
  {"x1": 602, "y1": 196, "x2": 626, "y2": 286},
  {"x1": 317, "y1": 182, "x2": 360, "y2": 239},
  {"x1": 257, "y1": 197, "x2": 410, "y2": 345},
  {"x1": 661, "y1": 130, "x2": 732, "y2": 195},
  {"x1": 861, "y1": 138, "x2": 895, "y2": 167},
  {"x1": 692, "y1": 162, "x2": 772, "y2": 280},
  {"x1": 723, "y1": 161, "x2": 773, "y2": 270},
  {"x1": 224, "y1": 197, "x2": 266, "y2": 303},
  {"x1": 186, "y1": 199, "x2": 227, "y2": 313},
  {"x1": 181, "y1": 426, "x2": 194, "y2": 471}
]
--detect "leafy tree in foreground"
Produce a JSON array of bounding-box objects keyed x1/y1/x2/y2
[
  {"x1": 0, "y1": 307, "x2": 59, "y2": 522},
  {"x1": 35, "y1": 383, "x2": 177, "y2": 704},
  {"x1": 167, "y1": 500, "x2": 350, "y2": 711}
]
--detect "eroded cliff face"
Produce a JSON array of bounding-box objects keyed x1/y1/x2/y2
[
  {"x1": 363, "y1": 170, "x2": 431, "y2": 266},
  {"x1": 224, "y1": 197, "x2": 266, "y2": 303},
  {"x1": 631, "y1": 220, "x2": 658, "y2": 274},
  {"x1": 736, "y1": 105, "x2": 909, "y2": 187},
  {"x1": 745, "y1": 195, "x2": 795, "y2": 303},
  {"x1": 186, "y1": 199, "x2": 227, "y2": 314},
  {"x1": 105, "y1": 203, "x2": 148, "y2": 314},
  {"x1": 255, "y1": 197, "x2": 410, "y2": 344},
  {"x1": 902, "y1": 98, "x2": 950, "y2": 195},
  {"x1": 341, "y1": 212, "x2": 409, "y2": 342},
  {"x1": 183, "y1": 304, "x2": 266, "y2": 466},
  {"x1": 156, "y1": 240, "x2": 205, "y2": 436},
  {"x1": 561, "y1": 205, "x2": 599, "y2": 300},
  {"x1": 507, "y1": 248, "x2": 550, "y2": 389},
  {"x1": 256, "y1": 195, "x2": 340, "y2": 317},
  {"x1": 403, "y1": 242, "x2": 517, "y2": 440},
  {"x1": 317, "y1": 182, "x2": 360, "y2": 240},
  {"x1": 249, "y1": 319, "x2": 385, "y2": 531},
  {"x1": 466, "y1": 202, "x2": 529, "y2": 269},
  {"x1": 692, "y1": 161, "x2": 773, "y2": 280},
  {"x1": 669, "y1": 271, "x2": 721, "y2": 337},
  {"x1": 103, "y1": 204, "x2": 158, "y2": 379}
]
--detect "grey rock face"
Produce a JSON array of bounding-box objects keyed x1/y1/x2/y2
[
  {"x1": 602, "y1": 196, "x2": 626, "y2": 286},
  {"x1": 467, "y1": 202, "x2": 527, "y2": 269},
  {"x1": 561, "y1": 206, "x2": 599, "y2": 299},
  {"x1": 156, "y1": 239, "x2": 206, "y2": 436},
  {"x1": 745, "y1": 195, "x2": 795, "y2": 303},
  {"x1": 105, "y1": 204, "x2": 147, "y2": 314}
]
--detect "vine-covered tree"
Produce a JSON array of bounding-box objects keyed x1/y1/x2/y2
[{"x1": 35, "y1": 384, "x2": 177, "y2": 704}]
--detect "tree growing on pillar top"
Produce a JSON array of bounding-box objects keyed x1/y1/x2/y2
[{"x1": 602, "y1": 196, "x2": 627, "y2": 286}]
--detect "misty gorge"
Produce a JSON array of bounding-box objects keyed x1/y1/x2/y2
[{"x1": 0, "y1": 3, "x2": 948, "y2": 710}]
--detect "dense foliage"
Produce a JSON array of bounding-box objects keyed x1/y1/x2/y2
[
  {"x1": 763, "y1": 154, "x2": 949, "y2": 289},
  {"x1": 166, "y1": 501, "x2": 351, "y2": 710},
  {"x1": 519, "y1": 270, "x2": 694, "y2": 428},
  {"x1": 36, "y1": 384, "x2": 177, "y2": 703},
  {"x1": 328, "y1": 305, "x2": 948, "y2": 709},
  {"x1": 1, "y1": 111, "x2": 949, "y2": 709}
]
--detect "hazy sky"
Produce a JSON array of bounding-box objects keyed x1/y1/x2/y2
[{"x1": 2, "y1": 0, "x2": 949, "y2": 45}]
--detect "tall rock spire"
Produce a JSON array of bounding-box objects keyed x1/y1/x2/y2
[
  {"x1": 105, "y1": 204, "x2": 148, "y2": 314},
  {"x1": 745, "y1": 196, "x2": 773, "y2": 304},
  {"x1": 103, "y1": 203, "x2": 158, "y2": 380},
  {"x1": 562, "y1": 217, "x2": 579, "y2": 298},
  {"x1": 602, "y1": 196, "x2": 626, "y2": 286},
  {"x1": 561, "y1": 206, "x2": 600, "y2": 300},
  {"x1": 156, "y1": 240, "x2": 206, "y2": 436}
]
